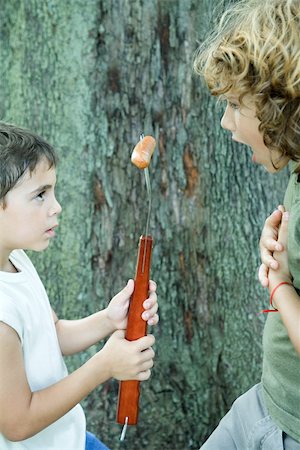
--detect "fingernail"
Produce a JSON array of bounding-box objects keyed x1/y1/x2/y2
[
  {"x1": 283, "y1": 212, "x2": 289, "y2": 221},
  {"x1": 275, "y1": 244, "x2": 282, "y2": 251},
  {"x1": 271, "y1": 262, "x2": 277, "y2": 269}
]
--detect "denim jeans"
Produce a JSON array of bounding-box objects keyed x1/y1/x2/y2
[
  {"x1": 85, "y1": 431, "x2": 110, "y2": 450},
  {"x1": 200, "y1": 384, "x2": 300, "y2": 450}
]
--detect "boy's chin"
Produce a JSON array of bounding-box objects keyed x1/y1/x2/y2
[{"x1": 27, "y1": 241, "x2": 51, "y2": 252}]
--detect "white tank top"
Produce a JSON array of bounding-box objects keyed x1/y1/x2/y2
[{"x1": 0, "y1": 250, "x2": 86, "y2": 449}]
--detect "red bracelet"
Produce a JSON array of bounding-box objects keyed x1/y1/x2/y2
[{"x1": 261, "y1": 281, "x2": 293, "y2": 313}]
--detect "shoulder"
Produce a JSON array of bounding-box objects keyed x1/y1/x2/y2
[
  {"x1": 10, "y1": 249, "x2": 36, "y2": 271},
  {"x1": 0, "y1": 320, "x2": 21, "y2": 344},
  {"x1": 289, "y1": 160, "x2": 300, "y2": 173},
  {"x1": 0, "y1": 292, "x2": 24, "y2": 344},
  {"x1": 10, "y1": 249, "x2": 33, "y2": 266},
  {"x1": 0, "y1": 251, "x2": 35, "y2": 343}
]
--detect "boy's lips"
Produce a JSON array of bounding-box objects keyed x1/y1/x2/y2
[
  {"x1": 232, "y1": 136, "x2": 258, "y2": 163},
  {"x1": 45, "y1": 224, "x2": 58, "y2": 237}
]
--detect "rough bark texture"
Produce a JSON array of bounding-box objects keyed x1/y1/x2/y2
[{"x1": 0, "y1": 1, "x2": 289, "y2": 449}]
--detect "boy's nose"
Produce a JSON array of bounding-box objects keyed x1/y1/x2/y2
[
  {"x1": 221, "y1": 105, "x2": 236, "y2": 132},
  {"x1": 49, "y1": 197, "x2": 62, "y2": 216}
]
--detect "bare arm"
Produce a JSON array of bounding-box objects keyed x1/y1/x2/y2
[
  {"x1": 270, "y1": 283, "x2": 300, "y2": 355},
  {"x1": 0, "y1": 322, "x2": 155, "y2": 441},
  {"x1": 54, "y1": 309, "x2": 115, "y2": 355},
  {"x1": 268, "y1": 212, "x2": 300, "y2": 355},
  {"x1": 54, "y1": 280, "x2": 158, "y2": 356},
  {"x1": 258, "y1": 205, "x2": 285, "y2": 287}
]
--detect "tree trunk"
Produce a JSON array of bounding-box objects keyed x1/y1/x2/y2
[{"x1": 0, "y1": 0, "x2": 289, "y2": 449}]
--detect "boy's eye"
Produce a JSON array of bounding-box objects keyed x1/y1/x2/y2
[
  {"x1": 36, "y1": 191, "x2": 46, "y2": 201},
  {"x1": 228, "y1": 101, "x2": 240, "y2": 110}
]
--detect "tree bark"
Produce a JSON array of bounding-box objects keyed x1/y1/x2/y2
[{"x1": 0, "y1": 0, "x2": 289, "y2": 449}]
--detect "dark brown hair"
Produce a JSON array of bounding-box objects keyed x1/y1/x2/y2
[{"x1": 0, "y1": 122, "x2": 58, "y2": 204}]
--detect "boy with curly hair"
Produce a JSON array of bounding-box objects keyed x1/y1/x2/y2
[
  {"x1": 0, "y1": 123, "x2": 158, "y2": 450},
  {"x1": 194, "y1": 0, "x2": 300, "y2": 448}
]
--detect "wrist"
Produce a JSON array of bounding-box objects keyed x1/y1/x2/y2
[
  {"x1": 89, "y1": 350, "x2": 112, "y2": 385},
  {"x1": 269, "y1": 281, "x2": 294, "y2": 311},
  {"x1": 268, "y1": 270, "x2": 292, "y2": 295},
  {"x1": 103, "y1": 308, "x2": 118, "y2": 334}
]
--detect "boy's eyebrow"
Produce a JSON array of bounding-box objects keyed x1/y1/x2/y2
[
  {"x1": 226, "y1": 94, "x2": 239, "y2": 101},
  {"x1": 219, "y1": 93, "x2": 239, "y2": 102},
  {"x1": 30, "y1": 184, "x2": 53, "y2": 195}
]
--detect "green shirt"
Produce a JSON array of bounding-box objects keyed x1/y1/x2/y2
[{"x1": 262, "y1": 162, "x2": 300, "y2": 443}]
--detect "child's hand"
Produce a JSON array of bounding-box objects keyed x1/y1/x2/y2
[
  {"x1": 268, "y1": 212, "x2": 292, "y2": 292},
  {"x1": 106, "y1": 279, "x2": 159, "y2": 331},
  {"x1": 101, "y1": 330, "x2": 155, "y2": 381},
  {"x1": 258, "y1": 205, "x2": 285, "y2": 287}
]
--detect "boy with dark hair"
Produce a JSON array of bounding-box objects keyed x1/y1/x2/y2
[{"x1": 0, "y1": 122, "x2": 158, "y2": 450}]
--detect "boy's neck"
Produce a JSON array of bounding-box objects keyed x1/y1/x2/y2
[
  {"x1": 0, "y1": 261, "x2": 18, "y2": 273},
  {"x1": 0, "y1": 250, "x2": 18, "y2": 273}
]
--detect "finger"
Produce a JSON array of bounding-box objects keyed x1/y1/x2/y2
[
  {"x1": 114, "y1": 279, "x2": 134, "y2": 303},
  {"x1": 112, "y1": 279, "x2": 134, "y2": 309},
  {"x1": 258, "y1": 264, "x2": 269, "y2": 288},
  {"x1": 277, "y1": 204, "x2": 285, "y2": 214},
  {"x1": 147, "y1": 314, "x2": 159, "y2": 326},
  {"x1": 142, "y1": 302, "x2": 158, "y2": 321},
  {"x1": 136, "y1": 334, "x2": 155, "y2": 351},
  {"x1": 141, "y1": 359, "x2": 154, "y2": 371},
  {"x1": 125, "y1": 279, "x2": 134, "y2": 294},
  {"x1": 113, "y1": 329, "x2": 125, "y2": 339},
  {"x1": 149, "y1": 280, "x2": 157, "y2": 292},
  {"x1": 143, "y1": 292, "x2": 157, "y2": 310},
  {"x1": 259, "y1": 210, "x2": 283, "y2": 253},
  {"x1": 137, "y1": 369, "x2": 151, "y2": 381},
  {"x1": 140, "y1": 347, "x2": 155, "y2": 361},
  {"x1": 261, "y1": 236, "x2": 283, "y2": 252},
  {"x1": 260, "y1": 246, "x2": 278, "y2": 269},
  {"x1": 265, "y1": 208, "x2": 283, "y2": 228},
  {"x1": 277, "y1": 211, "x2": 289, "y2": 245}
]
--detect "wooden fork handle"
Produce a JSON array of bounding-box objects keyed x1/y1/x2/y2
[{"x1": 117, "y1": 235, "x2": 153, "y2": 425}]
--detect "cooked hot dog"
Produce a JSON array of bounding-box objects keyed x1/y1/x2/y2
[{"x1": 131, "y1": 135, "x2": 156, "y2": 169}]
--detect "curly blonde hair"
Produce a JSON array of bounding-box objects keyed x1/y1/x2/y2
[{"x1": 194, "y1": 0, "x2": 300, "y2": 167}]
